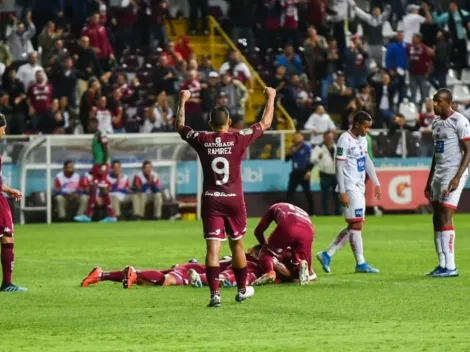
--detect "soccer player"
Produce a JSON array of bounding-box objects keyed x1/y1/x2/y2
[
  {"x1": 0, "y1": 114, "x2": 27, "y2": 292},
  {"x1": 176, "y1": 87, "x2": 276, "y2": 307},
  {"x1": 74, "y1": 118, "x2": 117, "y2": 223},
  {"x1": 251, "y1": 203, "x2": 315, "y2": 286},
  {"x1": 316, "y1": 111, "x2": 381, "y2": 273},
  {"x1": 424, "y1": 89, "x2": 470, "y2": 277}
]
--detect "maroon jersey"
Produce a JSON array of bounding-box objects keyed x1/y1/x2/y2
[
  {"x1": 407, "y1": 44, "x2": 431, "y2": 76},
  {"x1": 27, "y1": 83, "x2": 53, "y2": 115},
  {"x1": 0, "y1": 155, "x2": 13, "y2": 236},
  {"x1": 179, "y1": 123, "x2": 264, "y2": 215}
]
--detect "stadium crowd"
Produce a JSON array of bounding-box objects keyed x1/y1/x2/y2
[{"x1": 0, "y1": 0, "x2": 470, "y2": 139}]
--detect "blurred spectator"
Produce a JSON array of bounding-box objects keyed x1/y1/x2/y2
[
  {"x1": 228, "y1": 0, "x2": 256, "y2": 53},
  {"x1": 429, "y1": 31, "x2": 450, "y2": 89},
  {"x1": 344, "y1": 34, "x2": 369, "y2": 89},
  {"x1": 17, "y1": 52, "x2": 44, "y2": 89},
  {"x1": 48, "y1": 40, "x2": 69, "y2": 66},
  {"x1": 276, "y1": 43, "x2": 303, "y2": 77},
  {"x1": 54, "y1": 161, "x2": 80, "y2": 222},
  {"x1": 311, "y1": 131, "x2": 340, "y2": 215},
  {"x1": 132, "y1": 161, "x2": 163, "y2": 220},
  {"x1": 189, "y1": 0, "x2": 208, "y2": 35},
  {"x1": 108, "y1": 160, "x2": 131, "y2": 220},
  {"x1": 270, "y1": 65, "x2": 288, "y2": 91},
  {"x1": 320, "y1": 38, "x2": 341, "y2": 100},
  {"x1": 173, "y1": 60, "x2": 188, "y2": 94},
  {"x1": 180, "y1": 69, "x2": 203, "y2": 129},
  {"x1": 303, "y1": 26, "x2": 327, "y2": 93},
  {"x1": 115, "y1": 73, "x2": 138, "y2": 104},
  {"x1": 27, "y1": 69, "x2": 53, "y2": 133},
  {"x1": 388, "y1": 112, "x2": 420, "y2": 157},
  {"x1": 306, "y1": 0, "x2": 329, "y2": 36},
  {"x1": 368, "y1": 70, "x2": 396, "y2": 127},
  {"x1": 47, "y1": 98, "x2": 66, "y2": 134},
  {"x1": 153, "y1": 55, "x2": 177, "y2": 108},
  {"x1": 354, "y1": 3, "x2": 391, "y2": 65},
  {"x1": 162, "y1": 40, "x2": 183, "y2": 67},
  {"x1": 403, "y1": 3, "x2": 431, "y2": 44},
  {"x1": 49, "y1": 57, "x2": 78, "y2": 109},
  {"x1": 201, "y1": 71, "x2": 221, "y2": 116},
  {"x1": 327, "y1": 71, "x2": 353, "y2": 114},
  {"x1": 107, "y1": 88, "x2": 125, "y2": 133},
  {"x1": 91, "y1": 95, "x2": 113, "y2": 133},
  {"x1": 220, "y1": 50, "x2": 254, "y2": 92},
  {"x1": 141, "y1": 91, "x2": 174, "y2": 132},
  {"x1": 281, "y1": 74, "x2": 312, "y2": 126},
  {"x1": 0, "y1": 91, "x2": 13, "y2": 125},
  {"x1": 304, "y1": 105, "x2": 336, "y2": 148},
  {"x1": 79, "y1": 77, "x2": 101, "y2": 133},
  {"x1": 220, "y1": 72, "x2": 248, "y2": 129},
  {"x1": 15, "y1": 0, "x2": 35, "y2": 21},
  {"x1": 38, "y1": 21, "x2": 63, "y2": 66},
  {"x1": 385, "y1": 31, "x2": 407, "y2": 106},
  {"x1": 59, "y1": 96, "x2": 74, "y2": 133},
  {"x1": 0, "y1": 40, "x2": 13, "y2": 67},
  {"x1": 55, "y1": 10, "x2": 71, "y2": 34},
  {"x1": 115, "y1": 0, "x2": 139, "y2": 58},
  {"x1": 419, "y1": 98, "x2": 436, "y2": 129},
  {"x1": 2, "y1": 68, "x2": 27, "y2": 134},
  {"x1": 6, "y1": 12, "x2": 36, "y2": 66},
  {"x1": 198, "y1": 55, "x2": 215, "y2": 82},
  {"x1": 81, "y1": 13, "x2": 115, "y2": 71},
  {"x1": 433, "y1": 1, "x2": 470, "y2": 70},
  {"x1": 385, "y1": 0, "x2": 404, "y2": 30},
  {"x1": 258, "y1": 0, "x2": 282, "y2": 54},
  {"x1": 407, "y1": 33, "x2": 432, "y2": 106},
  {"x1": 150, "y1": 0, "x2": 170, "y2": 49},
  {"x1": 280, "y1": 0, "x2": 300, "y2": 46},
  {"x1": 175, "y1": 35, "x2": 193, "y2": 62},
  {"x1": 328, "y1": 0, "x2": 354, "y2": 62},
  {"x1": 74, "y1": 36, "x2": 103, "y2": 101}
]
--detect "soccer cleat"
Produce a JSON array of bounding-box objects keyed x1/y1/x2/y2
[
  {"x1": 188, "y1": 269, "x2": 202, "y2": 288},
  {"x1": 221, "y1": 278, "x2": 234, "y2": 288},
  {"x1": 299, "y1": 260, "x2": 310, "y2": 286},
  {"x1": 80, "y1": 266, "x2": 103, "y2": 287},
  {"x1": 432, "y1": 268, "x2": 459, "y2": 278},
  {"x1": 355, "y1": 263, "x2": 380, "y2": 273},
  {"x1": 99, "y1": 216, "x2": 117, "y2": 223},
  {"x1": 235, "y1": 286, "x2": 255, "y2": 303},
  {"x1": 252, "y1": 271, "x2": 276, "y2": 286},
  {"x1": 207, "y1": 295, "x2": 221, "y2": 308},
  {"x1": 0, "y1": 284, "x2": 28, "y2": 292},
  {"x1": 188, "y1": 258, "x2": 198, "y2": 264},
  {"x1": 74, "y1": 215, "x2": 92, "y2": 223},
  {"x1": 426, "y1": 266, "x2": 445, "y2": 277},
  {"x1": 122, "y1": 266, "x2": 138, "y2": 289},
  {"x1": 316, "y1": 251, "x2": 332, "y2": 273}
]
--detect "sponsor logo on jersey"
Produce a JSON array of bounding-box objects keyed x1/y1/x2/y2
[
  {"x1": 204, "y1": 191, "x2": 237, "y2": 197},
  {"x1": 337, "y1": 147, "x2": 344, "y2": 156},
  {"x1": 354, "y1": 208, "x2": 364, "y2": 218},
  {"x1": 239, "y1": 128, "x2": 253, "y2": 135}
]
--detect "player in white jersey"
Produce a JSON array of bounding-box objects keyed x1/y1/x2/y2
[
  {"x1": 316, "y1": 111, "x2": 382, "y2": 273},
  {"x1": 424, "y1": 89, "x2": 470, "y2": 278}
]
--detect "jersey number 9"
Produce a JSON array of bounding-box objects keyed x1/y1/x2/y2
[{"x1": 211, "y1": 157, "x2": 229, "y2": 185}]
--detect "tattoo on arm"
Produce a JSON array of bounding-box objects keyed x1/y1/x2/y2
[{"x1": 175, "y1": 103, "x2": 185, "y2": 129}]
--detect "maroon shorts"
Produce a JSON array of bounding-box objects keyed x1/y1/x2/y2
[
  {"x1": 202, "y1": 212, "x2": 247, "y2": 241},
  {"x1": 91, "y1": 164, "x2": 109, "y2": 184},
  {"x1": 0, "y1": 195, "x2": 13, "y2": 237}
]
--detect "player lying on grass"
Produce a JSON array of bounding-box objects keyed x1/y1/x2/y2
[
  {"x1": 80, "y1": 257, "x2": 232, "y2": 288},
  {"x1": 250, "y1": 203, "x2": 316, "y2": 286},
  {"x1": 316, "y1": 111, "x2": 381, "y2": 274}
]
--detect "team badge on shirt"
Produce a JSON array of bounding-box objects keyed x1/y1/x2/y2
[{"x1": 337, "y1": 147, "x2": 344, "y2": 156}]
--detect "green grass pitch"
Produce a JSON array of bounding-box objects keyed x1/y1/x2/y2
[{"x1": 3, "y1": 215, "x2": 470, "y2": 352}]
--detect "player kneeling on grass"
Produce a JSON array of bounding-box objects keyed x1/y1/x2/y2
[
  {"x1": 316, "y1": 111, "x2": 381, "y2": 274},
  {"x1": 250, "y1": 203, "x2": 315, "y2": 286},
  {"x1": 81, "y1": 259, "x2": 204, "y2": 288},
  {"x1": 0, "y1": 114, "x2": 27, "y2": 292}
]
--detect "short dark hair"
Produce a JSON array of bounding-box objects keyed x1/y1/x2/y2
[
  {"x1": 396, "y1": 113, "x2": 406, "y2": 119},
  {"x1": 436, "y1": 88, "x2": 452, "y2": 103},
  {"x1": 209, "y1": 106, "x2": 230, "y2": 128},
  {"x1": 142, "y1": 160, "x2": 151, "y2": 168},
  {"x1": 353, "y1": 111, "x2": 372, "y2": 125},
  {"x1": 112, "y1": 160, "x2": 121, "y2": 166},
  {"x1": 63, "y1": 160, "x2": 73, "y2": 168}
]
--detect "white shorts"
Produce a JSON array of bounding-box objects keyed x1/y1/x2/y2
[
  {"x1": 343, "y1": 185, "x2": 366, "y2": 223},
  {"x1": 431, "y1": 170, "x2": 468, "y2": 210}
]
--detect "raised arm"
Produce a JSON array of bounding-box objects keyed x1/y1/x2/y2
[
  {"x1": 175, "y1": 90, "x2": 191, "y2": 134},
  {"x1": 258, "y1": 87, "x2": 276, "y2": 131}
]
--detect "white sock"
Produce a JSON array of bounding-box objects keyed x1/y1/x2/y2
[
  {"x1": 326, "y1": 228, "x2": 350, "y2": 257},
  {"x1": 349, "y1": 230, "x2": 365, "y2": 265},
  {"x1": 434, "y1": 231, "x2": 445, "y2": 268},
  {"x1": 441, "y1": 228, "x2": 456, "y2": 270}
]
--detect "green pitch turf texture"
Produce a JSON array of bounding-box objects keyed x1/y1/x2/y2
[{"x1": 3, "y1": 215, "x2": 470, "y2": 352}]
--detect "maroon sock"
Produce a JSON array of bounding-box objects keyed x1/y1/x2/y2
[
  {"x1": 1, "y1": 243, "x2": 14, "y2": 286},
  {"x1": 86, "y1": 193, "x2": 97, "y2": 217},
  {"x1": 259, "y1": 252, "x2": 274, "y2": 273},
  {"x1": 206, "y1": 266, "x2": 220, "y2": 297},
  {"x1": 137, "y1": 270, "x2": 166, "y2": 285},
  {"x1": 233, "y1": 267, "x2": 247, "y2": 293},
  {"x1": 103, "y1": 194, "x2": 115, "y2": 217},
  {"x1": 101, "y1": 270, "x2": 124, "y2": 282}
]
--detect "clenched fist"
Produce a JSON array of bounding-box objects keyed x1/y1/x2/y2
[
  {"x1": 263, "y1": 87, "x2": 276, "y2": 100},
  {"x1": 179, "y1": 90, "x2": 191, "y2": 103}
]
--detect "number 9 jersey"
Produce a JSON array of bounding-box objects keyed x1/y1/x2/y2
[{"x1": 179, "y1": 123, "x2": 264, "y2": 240}]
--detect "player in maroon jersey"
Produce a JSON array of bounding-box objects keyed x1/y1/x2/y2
[
  {"x1": 176, "y1": 87, "x2": 276, "y2": 307},
  {"x1": 0, "y1": 114, "x2": 27, "y2": 292},
  {"x1": 252, "y1": 203, "x2": 315, "y2": 286}
]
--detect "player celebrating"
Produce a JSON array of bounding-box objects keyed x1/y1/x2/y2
[
  {"x1": 0, "y1": 114, "x2": 27, "y2": 292},
  {"x1": 74, "y1": 118, "x2": 117, "y2": 223},
  {"x1": 176, "y1": 87, "x2": 276, "y2": 307},
  {"x1": 251, "y1": 203, "x2": 315, "y2": 286},
  {"x1": 424, "y1": 89, "x2": 470, "y2": 277},
  {"x1": 316, "y1": 111, "x2": 381, "y2": 274}
]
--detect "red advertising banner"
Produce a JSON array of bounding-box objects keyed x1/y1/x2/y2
[{"x1": 366, "y1": 168, "x2": 430, "y2": 211}]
